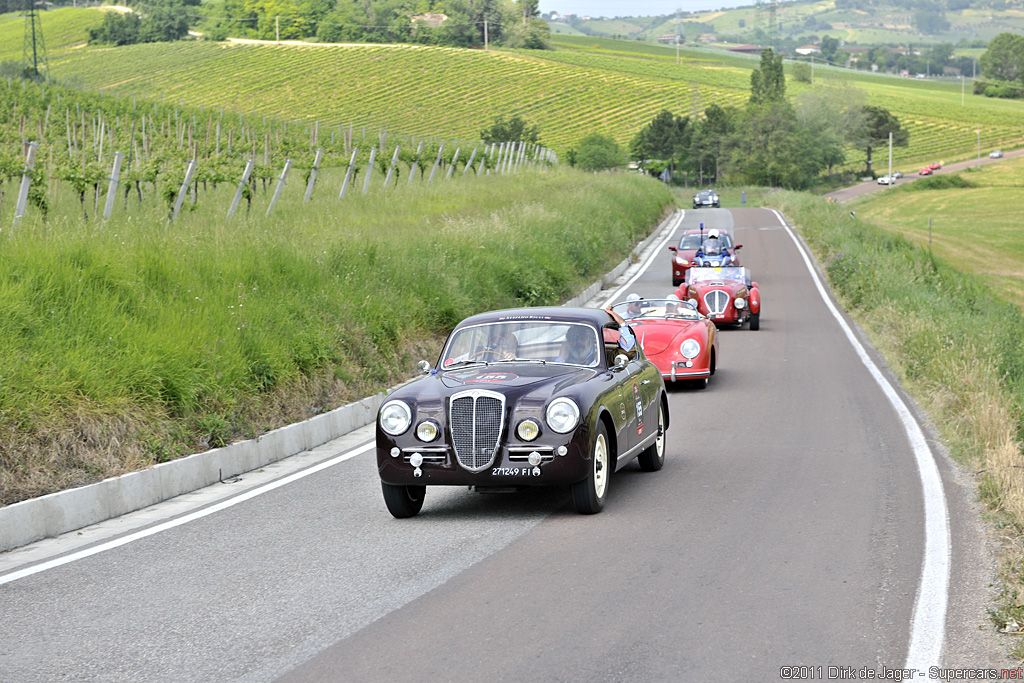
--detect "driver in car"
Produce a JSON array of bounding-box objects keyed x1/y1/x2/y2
[{"x1": 557, "y1": 326, "x2": 597, "y2": 365}]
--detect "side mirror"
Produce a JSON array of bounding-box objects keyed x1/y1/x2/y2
[
  {"x1": 735, "y1": 244, "x2": 743, "y2": 250},
  {"x1": 417, "y1": 360, "x2": 431, "y2": 374},
  {"x1": 668, "y1": 245, "x2": 677, "y2": 252},
  {"x1": 613, "y1": 354, "x2": 629, "y2": 371}
]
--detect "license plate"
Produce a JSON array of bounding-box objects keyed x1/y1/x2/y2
[{"x1": 491, "y1": 467, "x2": 541, "y2": 477}]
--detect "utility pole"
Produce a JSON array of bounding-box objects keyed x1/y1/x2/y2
[
  {"x1": 484, "y1": 20, "x2": 489, "y2": 51},
  {"x1": 961, "y1": 74, "x2": 964, "y2": 106},
  {"x1": 22, "y1": 0, "x2": 48, "y2": 82},
  {"x1": 275, "y1": 15, "x2": 280, "y2": 43},
  {"x1": 976, "y1": 124, "x2": 981, "y2": 169},
  {"x1": 888, "y1": 131, "x2": 893, "y2": 186}
]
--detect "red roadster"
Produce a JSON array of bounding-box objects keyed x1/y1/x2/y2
[
  {"x1": 610, "y1": 298, "x2": 719, "y2": 389},
  {"x1": 674, "y1": 266, "x2": 760, "y2": 330}
]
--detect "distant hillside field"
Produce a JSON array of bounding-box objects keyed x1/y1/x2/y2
[
  {"x1": 551, "y1": 0, "x2": 1024, "y2": 45},
  {"x1": 5, "y1": 7, "x2": 1022, "y2": 168}
]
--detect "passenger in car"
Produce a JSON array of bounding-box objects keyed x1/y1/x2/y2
[{"x1": 557, "y1": 326, "x2": 597, "y2": 365}]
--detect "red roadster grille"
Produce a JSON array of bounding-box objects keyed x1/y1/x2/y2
[
  {"x1": 704, "y1": 290, "x2": 730, "y2": 315},
  {"x1": 450, "y1": 391, "x2": 504, "y2": 472}
]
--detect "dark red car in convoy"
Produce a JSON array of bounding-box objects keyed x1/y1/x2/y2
[
  {"x1": 611, "y1": 298, "x2": 719, "y2": 389},
  {"x1": 674, "y1": 266, "x2": 761, "y2": 330},
  {"x1": 668, "y1": 228, "x2": 742, "y2": 285},
  {"x1": 376, "y1": 307, "x2": 669, "y2": 517}
]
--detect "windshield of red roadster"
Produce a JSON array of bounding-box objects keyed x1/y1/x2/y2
[
  {"x1": 687, "y1": 267, "x2": 745, "y2": 283},
  {"x1": 440, "y1": 321, "x2": 601, "y2": 368}
]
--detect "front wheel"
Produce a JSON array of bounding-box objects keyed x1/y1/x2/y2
[
  {"x1": 749, "y1": 312, "x2": 760, "y2": 331},
  {"x1": 382, "y1": 482, "x2": 426, "y2": 518},
  {"x1": 637, "y1": 402, "x2": 666, "y2": 472},
  {"x1": 572, "y1": 424, "x2": 611, "y2": 514}
]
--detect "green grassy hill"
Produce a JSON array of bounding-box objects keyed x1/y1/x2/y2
[
  {"x1": 551, "y1": 0, "x2": 1024, "y2": 45},
  {"x1": 9, "y1": 9, "x2": 1016, "y2": 172}
]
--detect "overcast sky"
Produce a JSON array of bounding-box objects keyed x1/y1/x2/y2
[{"x1": 539, "y1": 0, "x2": 751, "y2": 17}]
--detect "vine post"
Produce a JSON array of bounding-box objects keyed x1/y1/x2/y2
[
  {"x1": 227, "y1": 159, "x2": 255, "y2": 219},
  {"x1": 102, "y1": 152, "x2": 124, "y2": 223},
  {"x1": 12, "y1": 141, "x2": 39, "y2": 231}
]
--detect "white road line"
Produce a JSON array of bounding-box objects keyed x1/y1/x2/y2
[
  {"x1": 0, "y1": 442, "x2": 375, "y2": 586},
  {"x1": 601, "y1": 209, "x2": 686, "y2": 306},
  {"x1": 768, "y1": 208, "x2": 950, "y2": 670}
]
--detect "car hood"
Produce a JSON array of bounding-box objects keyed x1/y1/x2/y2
[
  {"x1": 691, "y1": 280, "x2": 745, "y2": 295},
  {"x1": 628, "y1": 320, "x2": 701, "y2": 355},
  {"x1": 438, "y1": 363, "x2": 591, "y2": 390}
]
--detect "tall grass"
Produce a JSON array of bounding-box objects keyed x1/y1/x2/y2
[{"x1": 0, "y1": 167, "x2": 673, "y2": 504}]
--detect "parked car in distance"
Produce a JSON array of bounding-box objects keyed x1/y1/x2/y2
[
  {"x1": 675, "y1": 266, "x2": 761, "y2": 330},
  {"x1": 692, "y1": 190, "x2": 720, "y2": 209},
  {"x1": 375, "y1": 307, "x2": 669, "y2": 517},
  {"x1": 668, "y1": 228, "x2": 742, "y2": 285},
  {"x1": 990, "y1": 150, "x2": 1004, "y2": 159},
  {"x1": 610, "y1": 297, "x2": 719, "y2": 389},
  {"x1": 919, "y1": 167, "x2": 933, "y2": 176}
]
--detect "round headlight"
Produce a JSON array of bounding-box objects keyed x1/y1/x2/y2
[
  {"x1": 546, "y1": 398, "x2": 580, "y2": 434},
  {"x1": 517, "y1": 419, "x2": 540, "y2": 441},
  {"x1": 416, "y1": 420, "x2": 439, "y2": 442},
  {"x1": 380, "y1": 400, "x2": 412, "y2": 436},
  {"x1": 680, "y1": 339, "x2": 701, "y2": 359},
  {"x1": 735, "y1": 297, "x2": 746, "y2": 309}
]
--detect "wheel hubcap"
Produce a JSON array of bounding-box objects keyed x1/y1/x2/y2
[{"x1": 594, "y1": 434, "x2": 609, "y2": 498}]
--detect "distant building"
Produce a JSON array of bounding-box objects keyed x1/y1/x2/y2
[
  {"x1": 411, "y1": 13, "x2": 448, "y2": 28},
  {"x1": 698, "y1": 33, "x2": 717, "y2": 42},
  {"x1": 659, "y1": 34, "x2": 683, "y2": 44},
  {"x1": 795, "y1": 45, "x2": 821, "y2": 55},
  {"x1": 728, "y1": 44, "x2": 766, "y2": 54}
]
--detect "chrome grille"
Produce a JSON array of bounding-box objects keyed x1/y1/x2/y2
[
  {"x1": 449, "y1": 390, "x2": 505, "y2": 471},
  {"x1": 704, "y1": 290, "x2": 730, "y2": 315}
]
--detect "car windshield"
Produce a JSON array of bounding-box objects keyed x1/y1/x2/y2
[
  {"x1": 687, "y1": 266, "x2": 747, "y2": 284},
  {"x1": 440, "y1": 321, "x2": 601, "y2": 368},
  {"x1": 611, "y1": 299, "x2": 701, "y2": 321},
  {"x1": 680, "y1": 232, "x2": 731, "y2": 250}
]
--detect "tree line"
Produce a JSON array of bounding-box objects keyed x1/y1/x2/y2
[
  {"x1": 622, "y1": 50, "x2": 908, "y2": 188},
  {"x1": 86, "y1": 0, "x2": 549, "y2": 50}
]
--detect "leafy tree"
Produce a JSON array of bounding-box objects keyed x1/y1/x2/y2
[
  {"x1": 913, "y1": 10, "x2": 950, "y2": 35},
  {"x1": 629, "y1": 110, "x2": 690, "y2": 171},
  {"x1": 980, "y1": 32, "x2": 1024, "y2": 85},
  {"x1": 820, "y1": 35, "x2": 839, "y2": 62},
  {"x1": 689, "y1": 104, "x2": 734, "y2": 183},
  {"x1": 574, "y1": 134, "x2": 621, "y2": 172},
  {"x1": 749, "y1": 48, "x2": 785, "y2": 105},
  {"x1": 481, "y1": 114, "x2": 540, "y2": 143},
  {"x1": 853, "y1": 105, "x2": 909, "y2": 174},
  {"x1": 792, "y1": 62, "x2": 812, "y2": 83}
]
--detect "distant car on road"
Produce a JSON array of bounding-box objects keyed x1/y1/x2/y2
[
  {"x1": 668, "y1": 228, "x2": 742, "y2": 285},
  {"x1": 692, "y1": 190, "x2": 720, "y2": 209},
  {"x1": 877, "y1": 175, "x2": 895, "y2": 185},
  {"x1": 919, "y1": 167, "x2": 933, "y2": 176},
  {"x1": 928, "y1": 162, "x2": 942, "y2": 170},
  {"x1": 675, "y1": 266, "x2": 761, "y2": 330},
  {"x1": 893, "y1": 171, "x2": 904, "y2": 179},
  {"x1": 990, "y1": 150, "x2": 1004, "y2": 159}
]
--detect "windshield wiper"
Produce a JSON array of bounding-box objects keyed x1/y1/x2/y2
[
  {"x1": 493, "y1": 357, "x2": 546, "y2": 364},
  {"x1": 443, "y1": 360, "x2": 487, "y2": 369}
]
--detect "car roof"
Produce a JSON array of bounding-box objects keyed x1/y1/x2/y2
[{"x1": 454, "y1": 307, "x2": 615, "y2": 329}]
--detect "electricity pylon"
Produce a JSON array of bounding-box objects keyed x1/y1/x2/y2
[{"x1": 22, "y1": 0, "x2": 49, "y2": 82}]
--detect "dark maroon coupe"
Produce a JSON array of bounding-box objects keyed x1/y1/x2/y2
[{"x1": 376, "y1": 307, "x2": 669, "y2": 517}]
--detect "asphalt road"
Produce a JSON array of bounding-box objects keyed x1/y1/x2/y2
[
  {"x1": 0, "y1": 208, "x2": 1012, "y2": 681},
  {"x1": 824, "y1": 147, "x2": 1024, "y2": 203}
]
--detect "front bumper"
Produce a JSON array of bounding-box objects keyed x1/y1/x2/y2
[{"x1": 377, "y1": 439, "x2": 592, "y2": 486}]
